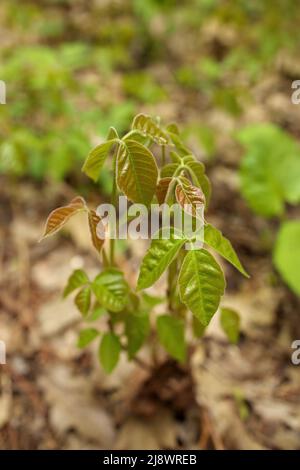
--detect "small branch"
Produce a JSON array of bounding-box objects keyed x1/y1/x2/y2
[
  {"x1": 109, "y1": 152, "x2": 118, "y2": 266},
  {"x1": 161, "y1": 144, "x2": 166, "y2": 166},
  {"x1": 102, "y1": 248, "x2": 109, "y2": 267}
]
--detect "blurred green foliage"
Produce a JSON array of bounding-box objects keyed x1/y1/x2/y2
[
  {"x1": 238, "y1": 124, "x2": 300, "y2": 218},
  {"x1": 274, "y1": 221, "x2": 300, "y2": 296},
  {"x1": 0, "y1": 0, "x2": 299, "y2": 185},
  {"x1": 238, "y1": 124, "x2": 300, "y2": 296}
]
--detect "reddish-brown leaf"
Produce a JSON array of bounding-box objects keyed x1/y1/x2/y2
[
  {"x1": 40, "y1": 196, "x2": 86, "y2": 240},
  {"x1": 88, "y1": 210, "x2": 105, "y2": 253},
  {"x1": 156, "y1": 177, "x2": 173, "y2": 204},
  {"x1": 175, "y1": 177, "x2": 205, "y2": 218}
]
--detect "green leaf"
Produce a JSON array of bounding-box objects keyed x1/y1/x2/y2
[
  {"x1": 125, "y1": 312, "x2": 150, "y2": 359},
  {"x1": 132, "y1": 114, "x2": 169, "y2": 145},
  {"x1": 107, "y1": 127, "x2": 119, "y2": 140},
  {"x1": 192, "y1": 317, "x2": 207, "y2": 338},
  {"x1": 185, "y1": 160, "x2": 211, "y2": 205},
  {"x1": 220, "y1": 308, "x2": 240, "y2": 344},
  {"x1": 77, "y1": 328, "x2": 99, "y2": 348},
  {"x1": 273, "y1": 220, "x2": 300, "y2": 296},
  {"x1": 166, "y1": 123, "x2": 180, "y2": 135},
  {"x1": 142, "y1": 292, "x2": 164, "y2": 309},
  {"x1": 92, "y1": 268, "x2": 129, "y2": 312},
  {"x1": 161, "y1": 163, "x2": 179, "y2": 178},
  {"x1": 74, "y1": 286, "x2": 91, "y2": 317},
  {"x1": 86, "y1": 305, "x2": 106, "y2": 322},
  {"x1": 137, "y1": 228, "x2": 187, "y2": 290},
  {"x1": 167, "y1": 131, "x2": 190, "y2": 156},
  {"x1": 157, "y1": 315, "x2": 186, "y2": 363},
  {"x1": 170, "y1": 151, "x2": 182, "y2": 164},
  {"x1": 99, "y1": 332, "x2": 121, "y2": 373},
  {"x1": 238, "y1": 124, "x2": 300, "y2": 217},
  {"x1": 124, "y1": 131, "x2": 149, "y2": 146},
  {"x1": 179, "y1": 249, "x2": 225, "y2": 326},
  {"x1": 82, "y1": 139, "x2": 118, "y2": 182},
  {"x1": 182, "y1": 155, "x2": 195, "y2": 164},
  {"x1": 204, "y1": 224, "x2": 249, "y2": 277},
  {"x1": 63, "y1": 269, "x2": 89, "y2": 297},
  {"x1": 117, "y1": 139, "x2": 158, "y2": 205}
]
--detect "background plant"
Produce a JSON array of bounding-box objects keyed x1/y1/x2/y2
[
  {"x1": 237, "y1": 123, "x2": 300, "y2": 296},
  {"x1": 1, "y1": 0, "x2": 299, "y2": 184}
]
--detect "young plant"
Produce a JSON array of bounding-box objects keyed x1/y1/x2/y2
[
  {"x1": 41, "y1": 114, "x2": 248, "y2": 372},
  {"x1": 238, "y1": 123, "x2": 300, "y2": 296}
]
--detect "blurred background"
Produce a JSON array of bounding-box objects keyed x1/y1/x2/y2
[{"x1": 0, "y1": 0, "x2": 300, "y2": 450}]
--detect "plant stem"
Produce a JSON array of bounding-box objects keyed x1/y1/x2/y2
[
  {"x1": 110, "y1": 238, "x2": 115, "y2": 267},
  {"x1": 162, "y1": 144, "x2": 166, "y2": 166},
  {"x1": 102, "y1": 248, "x2": 109, "y2": 267},
  {"x1": 110, "y1": 153, "x2": 118, "y2": 266}
]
